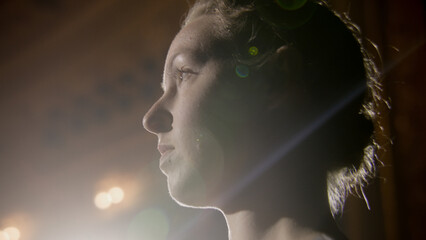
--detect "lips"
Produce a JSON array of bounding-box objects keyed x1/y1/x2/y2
[{"x1": 158, "y1": 144, "x2": 175, "y2": 156}]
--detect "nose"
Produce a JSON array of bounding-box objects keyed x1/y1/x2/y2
[{"x1": 143, "y1": 100, "x2": 173, "y2": 134}]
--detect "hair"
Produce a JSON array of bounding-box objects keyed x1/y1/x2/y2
[{"x1": 182, "y1": 0, "x2": 383, "y2": 216}]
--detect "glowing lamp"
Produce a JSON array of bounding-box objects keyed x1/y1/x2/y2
[
  {"x1": 108, "y1": 187, "x2": 124, "y2": 204},
  {"x1": 2, "y1": 227, "x2": 20, "y2": 240},
  {"x1": 0, "y1": 231, "x2": 9, "y2": 240},
  {"x1": 94, "y1": 192, "x2": 112, "y2": 209}
]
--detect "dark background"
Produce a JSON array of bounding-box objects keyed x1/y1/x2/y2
[{"x1": 0, "y1": 0, "x2": 424, "y2": 239}]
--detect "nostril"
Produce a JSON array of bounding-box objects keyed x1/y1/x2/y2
[{"x1": 143, "y1": 108, "x2": 173, "y2": 134}]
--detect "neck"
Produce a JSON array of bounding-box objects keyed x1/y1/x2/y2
[
  {"x1": 224, "y1": 210, "x2": 337, "y2": 240},
  {"x1": 215, "y1": 131, "x2": 348, "y2": 240},
  {"x1": 218, "y1": 165, "x2": 347, "y2": 240}
]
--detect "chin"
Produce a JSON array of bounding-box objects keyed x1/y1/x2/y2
[
  {"x1": 167, "y1": 174, "x2": 208, "y2": 207},
  {"x1": 166, "y1": 170, "x2": 224, "y2": 209},
  {"x1": 167, "y1": 157, "x2": 225, "y2": 209}
]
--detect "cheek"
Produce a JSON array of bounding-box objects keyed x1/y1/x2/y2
[
  {"x1": 194, "y1": 127, "x2": 225, "y2": 181},
  {"x1": 178, "y1": 120, "x2": 225, "y2": 184},
  {"x1": 167, "y1": 121, "x2": 224, "y2": 205},
  {"x1": 199, "y1": 88, "x2": 255, "y2": 160},
  {"x1": 172, "y1": 101, "x2": 225, "y2": 194},
  {"x1": 169, "y1": 68, "x2": 261, "y2": 197}
]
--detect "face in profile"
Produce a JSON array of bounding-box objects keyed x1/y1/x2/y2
[{"x1": 143, "y1": 16, "x2": 266, "y2": 208}]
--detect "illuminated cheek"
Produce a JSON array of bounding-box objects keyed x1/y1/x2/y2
[
  {"x1": 193, "y1": 128, "x2": 225, "y2": 189},
  {"x1": 169, "y1": 127, "x2": 225, "y2": 206}
]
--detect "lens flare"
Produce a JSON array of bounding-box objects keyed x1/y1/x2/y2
[
  {"x1": 235, "y1": 65, "x2": 249, "y2": 78},
  {"x1": 3, "y1": 227, "x2": 20, "y2": 240},
  {"x1": 248, "y1": 46, "x2": 259, "y2": 56},
  {"x1": 108, "y1": 187, "x2": 124, "y2": 204},
  {"x1": 95, "y1": 186, "x2": 126, "y2": 209},
  {"x1": 94, "y1": 192, "x2": 112, "y2": 209},
  {"x1": 127, "y1": 208, "x2": 169, "y2": 240}
]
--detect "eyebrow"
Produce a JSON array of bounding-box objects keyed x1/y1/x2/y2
[
  {"x1": 160, "y1": 58, "x2": 178, "y2": 92},
  {"x1": 160, "y1": 61, "x2": 169, "y2": 92},
  {"x1": 159, "y1": 52, "x2": 186, "y2": 92},
  {"x1": 160, "y1": 72, "x2": 166, "y2": 91}
]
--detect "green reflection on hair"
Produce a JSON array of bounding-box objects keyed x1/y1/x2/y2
[{"x1": 248, "y1": 46, "x2": 259, "y2": 56}]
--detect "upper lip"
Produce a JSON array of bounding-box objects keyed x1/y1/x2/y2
[{"x1": 157, "y1": 144, "x2": 175, "y2": 155}]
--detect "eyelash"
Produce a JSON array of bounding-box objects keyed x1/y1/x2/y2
[{"x1": 177, "y1": 67, "x2": 196, "y2": 81}]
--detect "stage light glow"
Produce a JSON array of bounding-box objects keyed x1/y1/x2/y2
[
  {"x1": 3, "y1": 227, "x2": 20, "y2": 240},
  {"x1": 108, "y1": 187, "x2": 124, "y2": 204},
  {"x1": 94, "y1": 192, "x2": 112, "y2": 209},
  {"x1": 95, "y1": 186, "x2": 126, "y2": 209},
  {"x1": 0, "y1": 231, "x2": 9, "y2": 240}
]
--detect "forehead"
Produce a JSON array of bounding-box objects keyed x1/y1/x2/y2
[{"x1": 166, "y1": 15, "x2": 226, "y2": 64}]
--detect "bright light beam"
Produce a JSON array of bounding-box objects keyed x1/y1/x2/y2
[{"x1": 216, "y1": 83, "x2": 367, "y2": 206}]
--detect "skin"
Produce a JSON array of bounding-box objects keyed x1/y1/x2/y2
[
  {"x1": 143, "y1": 15, "x2": 267, "y2": 207},
  {"x1": 143, "y1": 15, "x2": 347, "y2": 240}
]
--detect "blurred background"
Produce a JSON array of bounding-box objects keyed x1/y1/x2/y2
[{"x1": 0, "y1": 0, "x2": 424, "y2": 239}]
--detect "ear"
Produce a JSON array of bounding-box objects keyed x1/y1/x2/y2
[
  {"x1": 275, "y1": 45, "x2": 304, "y2": 77},
  {"x1": 265, "y1": 45, "x2": 310, "y2": 112}
]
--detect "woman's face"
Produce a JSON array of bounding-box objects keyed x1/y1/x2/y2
[{"x1": 143, "y1": 16, "x2": 266, "y2": 207}]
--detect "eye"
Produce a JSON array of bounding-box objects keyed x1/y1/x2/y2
[{"x1": 177, "y1": 67, "x2": 197, "y2": 82}]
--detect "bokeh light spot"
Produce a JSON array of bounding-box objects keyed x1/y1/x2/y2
[
  {"x1": 0, "y1": 231, "x2": 9, "y2": 240},
  {"x1": 248, "y1": 46, "x2": 258, "y2": 56},
  {"x1": 3, "y1": 227, "x2": 20, "y2": 240},
  {"x1": 94, "y1": 192, "x2": 112, "y2": 209},
  {"x1": 235, "y1": 65, "x2": 249, "y2": 78},
  {"x1": 275, "y1": 0, "x2": 308, "y2": 11},
  {"x1": 108, "y1": 187, "x2": 124, "y2": 204},
  {"x1": 127, "y1": 208, "x2": 169, "y2": 240}
]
